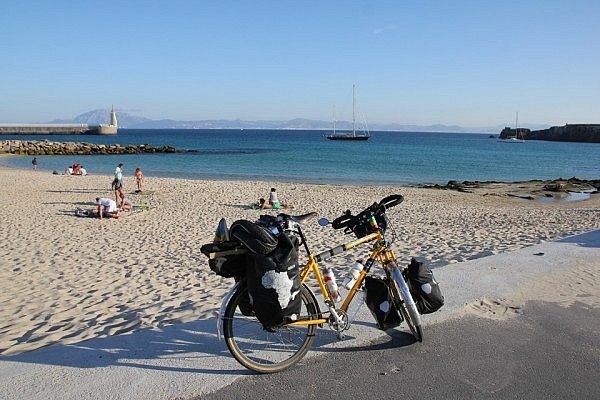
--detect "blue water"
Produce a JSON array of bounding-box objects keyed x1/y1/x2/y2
[{"x1": 2, "y1": 129, "x2": 599, "y2": 185}]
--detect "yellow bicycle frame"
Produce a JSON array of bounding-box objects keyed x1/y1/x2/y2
[{"x1": 288, "y1": 230, "x2": 399, "y2": 327}]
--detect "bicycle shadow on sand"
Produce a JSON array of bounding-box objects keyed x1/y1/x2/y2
[
  {"x1": 1, "y1": 316, "x2": 414, "y2": 375},
  {"x1": 0, "y1": 318, "x2": 251, "y2": 375}
]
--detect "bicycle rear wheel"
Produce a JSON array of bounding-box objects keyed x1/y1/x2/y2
[
  {"x1": 223, "y1": 283, "x2": 318, "y2": 373},
  {"x1": 388, "y1": 267, "x2": 423, "y2": 342}
]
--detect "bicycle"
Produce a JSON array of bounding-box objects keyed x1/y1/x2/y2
[{"x1": 214, "y1": 194, "x2": 422, "y2": 373}]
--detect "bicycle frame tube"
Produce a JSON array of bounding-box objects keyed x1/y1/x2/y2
[
  {"x1": 339, "y1": 241, "x2": 397, "y2": 311},
  {"x1": 294, "y1": 231, "x2": 390, "y2": 319}
]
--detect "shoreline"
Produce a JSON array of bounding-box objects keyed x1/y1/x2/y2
[
  {"x1": 2, "y1": 154, "x2": 599, "y2": 194},
  {"x1": 0, "y1": 166, "x2": 599, "y2": 356}
]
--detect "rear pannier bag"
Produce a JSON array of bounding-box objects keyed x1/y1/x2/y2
[
  {"x1": 364, "y1": 276, "x2": 403, "y2": 330},
  {"x1": 405, "y1": 258, "x2": 444, "y2": 314},
  {"x1": 200, "y1": 241, "x2": 247, "y2": 278},
  {"x1": 229, "y1": 220, "x2": 302, "y2": 330}
]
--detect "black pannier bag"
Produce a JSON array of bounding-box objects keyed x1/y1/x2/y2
[
  {"x1": 364, "y1": 276, "x2": 403, "y2": 330},
  {"x1": 405, "y1": 258, "x2": 444, "y2": 314},
  {"x1": 231, "y1": 220, "x2": 302, "y2": 330},
  {"x1": 200, "y1": 241, "x2": 247, "y2": 278}
]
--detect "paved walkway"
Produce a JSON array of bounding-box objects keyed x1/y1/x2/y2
[{"x1": 1, "y1": 230, "x2": 598, "y2": 400}]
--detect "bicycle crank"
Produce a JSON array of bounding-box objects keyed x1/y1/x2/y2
[{"x1": 328, "y1": 309, "x2": 350, "y2": 338}]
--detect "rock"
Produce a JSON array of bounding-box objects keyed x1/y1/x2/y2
[{"x1": 0, "y1": 140, "x2": 182, "y2": 155}]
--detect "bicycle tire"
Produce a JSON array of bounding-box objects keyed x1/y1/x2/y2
[
  {"x1": 223, "y1": 283, "x2": 318, "y2": 373},
  {"x1": 388, "y1": 267, "x2": 423, "y2": 342}
]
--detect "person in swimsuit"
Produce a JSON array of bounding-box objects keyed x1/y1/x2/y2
[
  {"x1": 268, "y1": 188, "x2": 278, "y2": 206},
  {"x1": 112, "y1": 163, "x2": 124, "y2": 203},
  {"x1": 134, "y1": 167, "x2": 144, "y2": 193},
  {"x1": 258, "y1": 198, "x2": 294, "y2": 210},
  {"x1": 119, "y1": 196, "x2": 133, "y2": 212}
]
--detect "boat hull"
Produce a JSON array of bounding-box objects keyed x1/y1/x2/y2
[{"x1": 326, "y1": 135, "x2": 369, "y2": 141}]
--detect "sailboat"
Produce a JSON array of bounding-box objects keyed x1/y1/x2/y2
[
  {"x1": 326, "y1": 84, "x2": 370, "y2": 141},
  {"x1": 499, "y1": 112, "x2": 525, "y2": 143}
]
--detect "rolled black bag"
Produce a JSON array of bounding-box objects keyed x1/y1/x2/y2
[
  {"x1": 405, "y1": 258, "x2": 444, "y2": 314},
  {"x1": 200, "y1": 241, "x2": 247, "y2": 278},
  {"x1": 230, "y1": 219, "x2": 279, "y2": 255},
  {"x1": 364, "y1": 276, "x2": 403, "y2": 330}
]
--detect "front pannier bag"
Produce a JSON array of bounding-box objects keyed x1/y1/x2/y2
[
  {"x1": 364, "y1": 276, "x2": 403, "y2": 330},
  {"x1": 405, "y1": 258, "x2": 444, "y2": 314}
]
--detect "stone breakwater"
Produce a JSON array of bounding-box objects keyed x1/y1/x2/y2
[{"x1": 0, "y1": 140, "x2": 177, "y2": 155}]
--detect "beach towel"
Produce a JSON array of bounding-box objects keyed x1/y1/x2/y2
[{"x1": 75, "y1": 208, "x2": 94, "y2": 218}]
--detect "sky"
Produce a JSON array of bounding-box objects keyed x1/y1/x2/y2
[{"x1": 1, "y1": 0, "x2": 599, "y2": 127}]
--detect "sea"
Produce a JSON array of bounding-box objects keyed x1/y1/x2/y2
[{"x1": 1, "y1": 129, "x2": 599, "y2": 185}]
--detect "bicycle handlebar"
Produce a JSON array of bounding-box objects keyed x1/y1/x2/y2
[
  {"x1": 331, "y1": 194, "x2": 403, "y2": 230},
  {"x1": 378, "y1": 194, "x2": 404, "y2": 210}
]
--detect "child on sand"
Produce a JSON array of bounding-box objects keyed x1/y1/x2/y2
[{"x1": 134, "y1": 167, "x2": 144, "y2": 193}]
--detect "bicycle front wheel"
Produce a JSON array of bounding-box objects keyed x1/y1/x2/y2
[
  {"x1": 389, "y1": 267, "x2": 423, "y2": 342},
  {"x1": 223, "y1": 283, "x2": 318, "y2": 373}
]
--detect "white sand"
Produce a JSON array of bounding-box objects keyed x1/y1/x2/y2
[{"x1": 1, "y1": 166, "x2": 599, "y2": 356}]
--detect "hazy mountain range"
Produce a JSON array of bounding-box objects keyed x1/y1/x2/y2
[{"x1": 50, "y1": 109, "x2": 550, "y2": 134}]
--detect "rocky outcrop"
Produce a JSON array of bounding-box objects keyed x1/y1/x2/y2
[
  {"x1": 0, "y1": 140, "x2": 178, "y2": 155},
  {"x1": 500, "y1": 124, "x2": 600, "y2": 143},
  {"x1": 422, "y1": 178, "x2": 600, "y2": 202}
]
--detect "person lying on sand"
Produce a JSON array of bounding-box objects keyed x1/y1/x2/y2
[{"x1": 258, "y1": 197, "x2": 294, "y2": 210}]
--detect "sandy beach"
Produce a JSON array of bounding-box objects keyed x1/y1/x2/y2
[{"x1": 1, "y1": 165, "x2": 599, "y2": 356}]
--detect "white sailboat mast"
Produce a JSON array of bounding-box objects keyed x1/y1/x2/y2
[
  {"x1": 333, "y1": 105, "x2": 336, "y2": 135},
  {"x1": 352, "y1": 84, "x2": 356, "y2": 137}
]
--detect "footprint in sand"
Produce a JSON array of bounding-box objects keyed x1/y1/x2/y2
[{"x1": 465, "y1": 297, "x2": 523, "y2": 320}]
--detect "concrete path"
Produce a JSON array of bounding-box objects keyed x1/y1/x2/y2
[{"x1": 1, "y1": 230, "x2": 598, "y2": 400}]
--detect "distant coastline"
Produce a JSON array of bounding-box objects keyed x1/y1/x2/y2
[{"x1": 10, "y1": 108, "x2": 547, "y2": 134}]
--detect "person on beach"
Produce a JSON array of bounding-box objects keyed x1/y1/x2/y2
[
  {"x1": 134, "y1": 167, "x2": 144, "y2": 193},
  {"x1": 112, "y1": 163, "x2": 124, "y2": 203},
  {"x1": 259, "y1": 197, "x2": 294, "y2": 210},
  {"x1": 268, "y1": 188, "x2": 279, "y2": 206},
  {"x1": 96, "y1": 197, "x2": 120, "y2": 220},
  {"x1": 119, "y1": 196, "x2": 133, "y2": 212},
  {"x1": 31, "y1": 157, "x2": 37, "y2": 171}
]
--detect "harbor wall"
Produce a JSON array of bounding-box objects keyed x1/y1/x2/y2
[{"x1": 0, "y1": 125, "x2": 116, "y2": 135}]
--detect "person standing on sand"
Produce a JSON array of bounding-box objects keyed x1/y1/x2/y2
[
  {"x1": 134, "y1": 167, "x2": 144, "y2": 193},
  {"x1": 31, "y1": 157, "x2": 37, "y2": 171},
  {"x1": 112, "y1": 163, "x2": 124, "y2": 204}
]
